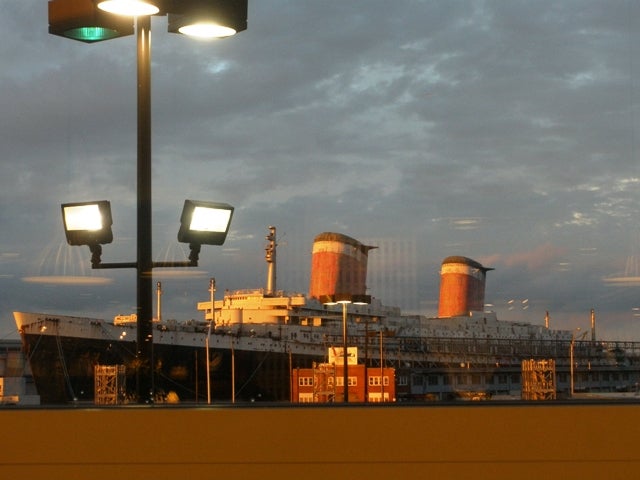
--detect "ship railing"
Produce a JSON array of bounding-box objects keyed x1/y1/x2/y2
[
  {"x1": 332, "y1": 334, "x2": 640, "y2": 365},
  {"x1": 225, "y1": 288, "x2": 305, "y2": 299}
]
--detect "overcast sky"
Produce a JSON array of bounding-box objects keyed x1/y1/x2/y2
[{"x1": 3, "y1": 1, "x2": 640, "y2": 340}]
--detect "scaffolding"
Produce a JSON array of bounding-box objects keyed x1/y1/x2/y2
[
  {"x1": 313, "y1": 363, "x2": 336, "y2": 403},
  {"x1": 94, "y1": 365, "x2": 126, "y2": 405},
  {"x1": 521, "y1": 359, "x2": 556, "y2": 400}
]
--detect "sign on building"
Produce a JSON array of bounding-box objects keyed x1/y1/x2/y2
[{"x1": 328, "y1": 347, "x2": 358, "y2": 365}]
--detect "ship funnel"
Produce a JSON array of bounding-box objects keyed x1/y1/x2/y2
[
  {"x1": 438, "y1": 256, "x2": 493, "y2": 317},
  {"x1": 308, "y1": 232, "x2": 374, "y2": 300}
]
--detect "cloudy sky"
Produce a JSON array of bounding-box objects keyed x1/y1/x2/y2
[{"x1": 3, "y1": 1, "x2": 640, "y2": 340}]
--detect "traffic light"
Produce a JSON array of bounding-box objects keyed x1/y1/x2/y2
[{"x1": 49, "y1": 0, "x2": 134, "y2": 43}]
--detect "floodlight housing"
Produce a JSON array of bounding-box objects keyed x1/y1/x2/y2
[
  {"x1": 48, "y1": 0, "x2": 134, "y2": 43},
  {"x1": 61, "y1": 200, "x2": 114, "y2": 246},
  {"x1": 320, "y1": 295, "x2": 338, "y2": 306},
  {"x1": 177, "y1": 200, "x2": 234, "y2": 246},
  {"x1": 350, "y1": 294, "x2": 372, "y2": 305},
  {"x1": 168, "y1": 0, "x2": 247, "y2": 38}
]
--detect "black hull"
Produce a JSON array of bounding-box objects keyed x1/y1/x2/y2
[
  {"x1": 22, "y1": 325, "x2": 640, "y2": 404},
  {"x1": 21, "y1": 334, "x2": 323, "y2": 404}
]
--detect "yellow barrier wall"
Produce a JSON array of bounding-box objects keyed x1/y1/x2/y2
[{"x1": 1, "y1": 403, "x2": 638, "y2": 479}]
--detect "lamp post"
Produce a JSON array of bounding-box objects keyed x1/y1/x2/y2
[
  {"x1": 570, "y1": 331, "x2": 576, "y2": 398},
  {"x1": 570, "y1": 328, "x2": 588, "y2": 398},
  {"x1": 323, "y1": 293, "x2": 370, "y2": 403},
  {"x1": 338, "y1": 300, "x2": 349, "y2": 402},
  {"x1": 206, "y1": 278, "x2": 215, "y2": 404},
  {"x1": 230, "y1": 333, "x2": 235, "y2": 403},
  {"x1": 379, "y1": 328, "x2": 384, "y2": 402},
  {"x1": 366, "y1": 327, "x2": 391, "y2": 402},
  {"x1": 53, "y1": 0, "x2": 246, "y2": 403}
]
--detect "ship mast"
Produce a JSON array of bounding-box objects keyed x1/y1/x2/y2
[{"x1": 265, "y1": 226, "x2": 277, "y2": 295}]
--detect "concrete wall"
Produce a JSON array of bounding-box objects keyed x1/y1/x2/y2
[{"x1": 0, "y1": 403, "x2": 639, "y2": 479}]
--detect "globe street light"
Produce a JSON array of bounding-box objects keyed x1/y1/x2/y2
[{"x1": 50, "y1": 0, "x2": 246, "y2": 403}]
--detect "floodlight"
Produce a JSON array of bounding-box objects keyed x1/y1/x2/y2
[
  {"x1": 322, "y1": 293, "x2": 371, "y2": 306},
  {"x1": 320, "y1": 295, "x2": 338, "y2": 306},
  {"x1": 351, "y1": 294, "x2": 372, "y2": 305},
  {"x1": 61, "y1": 200, "x2": 113, "y2": 246},
  {"x1": 335, "y1": 293, "x2": 353, "y2": 305},
  {"x1": 49, "y1": 0, "x2": 134, "y2": 43},
  {"x1": 178, "y1": 200, "x2": 234, "y2": 246},
  {"x1": 168, "y1": 0, "x2": 247, "y2": 38},
  {"x1": 97, "y1": 0, "x2": 160, "y2": 16}
]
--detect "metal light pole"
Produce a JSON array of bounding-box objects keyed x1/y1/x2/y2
[
  {"x1": 570, "y1": 336, "x2": 574, "y2": 397},
  {"x1": 156, "y1": 282, "x2": 162, "y2": 323},
  {"x1": 570, "y1": 328, "x2": 587, "y2": 398},
  {"x1": 51, "y1": 0, "x2": 245, "y2": 405},
  {"x1": 379, "y1": 329, "x2": 384, "y2": 402},
  {"x1": 342, "y1": 301, "x2": 349, "y2": 402},
  {"x1": 136, "y1": 14, "x2": 154, "y2": 403},
  {"x1": 231, "y1": 335, "x2": 235, "y2": 403},
  {"x1": 206, "y1": 278, "x2": 215, "y2": 404}
]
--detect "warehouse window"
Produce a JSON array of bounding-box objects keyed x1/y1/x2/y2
[{"x1": 298, "y1": 377, "x2": 313, "y2": 386}]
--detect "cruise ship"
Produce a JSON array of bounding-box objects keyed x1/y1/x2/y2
[{"x1": 14, "y1": 228, "x2": 640, "y2": 404}]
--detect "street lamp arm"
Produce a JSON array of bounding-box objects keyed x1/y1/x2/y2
[
  {"x1": 153, "y1": 261, "x2": 198, "y2": 268},
  {"x1": 91, "y1": 260, "x2": 199, "y2": 269},
  {"x1": 87, "y1": 244, "x2": 137, "y2": 269},
  {"x1": 94, "y1": 262, "x2": 138, "y2": 269},
  {"x1": 88, "y1": 240, "x2": 202, "y2": 269},
  {"x1": 92, "y1": 259, "x2": 201, "y2": 269}
]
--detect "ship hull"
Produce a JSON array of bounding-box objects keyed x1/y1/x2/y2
[
  {"x1": 20, "y1": 332, "x2": 323, "y2": 404},
  {"x1": 17, "y1": 310, "x2": 640, "y2": 404}
]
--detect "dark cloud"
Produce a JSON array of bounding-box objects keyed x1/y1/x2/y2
[{"x1": 2, "y1": 1, "x2": 640, "y2": 339}]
